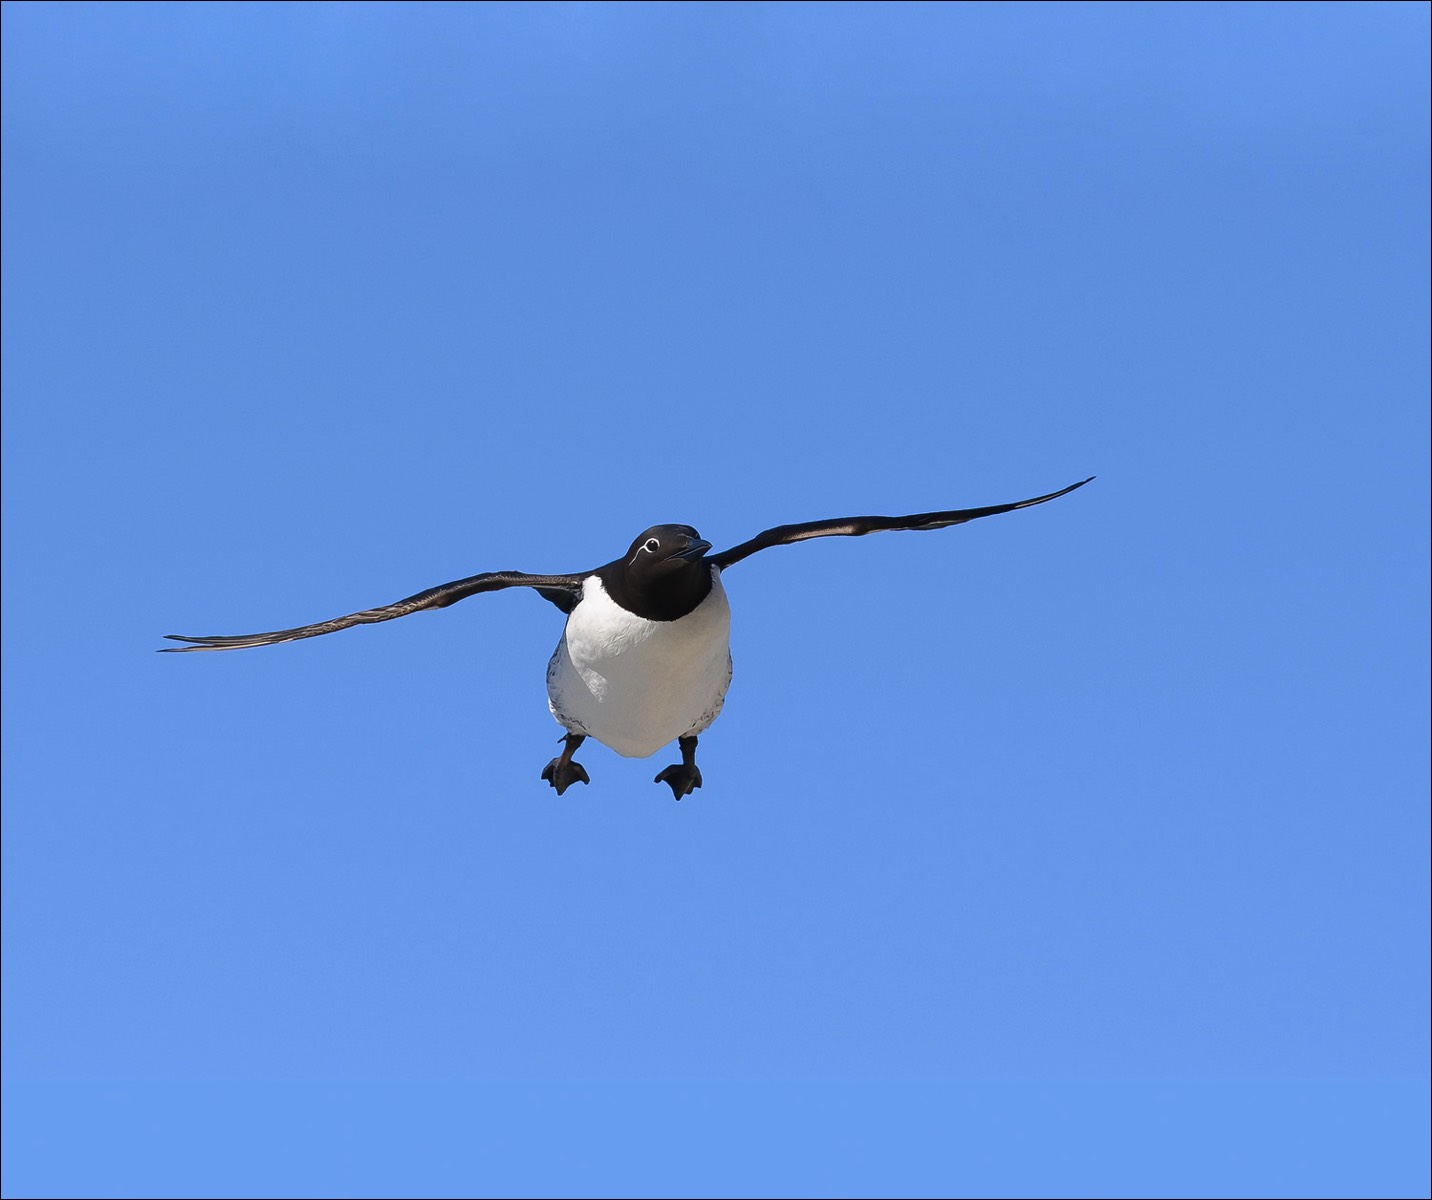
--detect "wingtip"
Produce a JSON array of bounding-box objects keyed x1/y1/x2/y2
[
  {"x1": 1044, "y1": 476, "x2": 1094, "y2": 501},
  {"x1": 159, "y1": 635, "x2": 229, "y2": 652}
]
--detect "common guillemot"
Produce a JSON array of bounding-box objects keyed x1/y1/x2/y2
[{"x1": 164, "y1": 478, "x2": 1093, "y2": 797}]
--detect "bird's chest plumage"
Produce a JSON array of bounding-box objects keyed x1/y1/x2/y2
[{"x1": 546, "y1": 571, "x2": 732, "y2": 758}]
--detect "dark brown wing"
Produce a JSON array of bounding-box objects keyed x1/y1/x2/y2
[
  {"x1": 708, "y1": 478, "x2": 1094, "y2": 571},
  {"x1": 161, "y1": 570, "x2": 586, "y2": 652}
]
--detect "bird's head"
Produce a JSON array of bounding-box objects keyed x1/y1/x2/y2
[
  {"x1": 622, "y1": 525, "x2": 712, "y2": 580},
  {"x1": 594, "y1": 524, "x2": 715, "y2": 621}
]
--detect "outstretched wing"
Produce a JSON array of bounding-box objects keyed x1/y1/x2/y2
[
  {"x1": 161, "y1": 570, "x2": 587, "y2": 653},
  {"x1": 708, "y1": 477, "x2": 1094, "y2": 571}
]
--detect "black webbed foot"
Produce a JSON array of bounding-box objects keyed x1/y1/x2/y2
[
  {"x1": 541, "y1": 758, "x2": 589, "y2": 794},
  {"x1": 541, "y1": 733, "x2": 589, "y2": 795},
  {"x1": 654, "y1": 762, "x2": 702, "y2": 799},
  {"x1": 653, "y1": 734, "x2": 703, "y2": 800}
]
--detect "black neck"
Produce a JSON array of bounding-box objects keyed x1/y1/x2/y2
[{"x1": 597, "y1": 562, "x2": 714, "y2": 622}]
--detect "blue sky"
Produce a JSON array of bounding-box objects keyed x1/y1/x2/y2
[{"x1": 2, "y1": 2, "x2": 1428, "y2": 1196}]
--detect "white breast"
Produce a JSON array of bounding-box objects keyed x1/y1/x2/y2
[{"x1": 546, "y1": 570, "x2": 732, "y2": 759}]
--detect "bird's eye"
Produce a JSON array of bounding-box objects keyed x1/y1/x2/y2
[{"x1": 644, "y1": 538, "x2": 660, "y2": 552}]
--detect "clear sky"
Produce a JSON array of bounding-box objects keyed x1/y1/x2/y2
[{"x1": 3, "y1": 3, "x2": 1428, "y2": 1197}]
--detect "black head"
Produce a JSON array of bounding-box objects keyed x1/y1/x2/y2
[{"x1": 599, "y1": 524, "x2": 714, "y2": 621}]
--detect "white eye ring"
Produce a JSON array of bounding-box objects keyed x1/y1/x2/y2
[{"x1": 644, "y1": 538, "x2": 660, "y2": 552}]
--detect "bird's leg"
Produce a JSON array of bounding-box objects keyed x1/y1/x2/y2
[
  {"x1": 541, "y1": 732, "x2": 590, "y2": 795},
  {"x1": 654, "y1": 734, "x2": 703, "y2": 800}
]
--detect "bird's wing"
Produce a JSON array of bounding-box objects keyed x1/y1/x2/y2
[
  {"x1": 708, "y1": 477, "x2": 1094, "y2": 571},
  {"x1": 161, "y1": 570, "x2": 587, "y2": 652}
]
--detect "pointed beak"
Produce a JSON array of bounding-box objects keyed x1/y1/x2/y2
[{"x1": 674, "y1": 538, "x2": 712, "y2": 560}]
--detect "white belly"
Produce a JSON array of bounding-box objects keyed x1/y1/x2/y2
[{"x1": 546, "y1": 570, "x2": 733, "y2": 758}]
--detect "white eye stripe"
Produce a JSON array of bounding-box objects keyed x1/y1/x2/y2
[{"x1": 629, "y1": 537, "x2": 662, "y2": 566}]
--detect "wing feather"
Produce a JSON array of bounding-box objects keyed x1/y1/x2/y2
[
  {"x1": 709, "y1": 478, "x2": 1094, "y2": 570},
  {"x1": 161, "y1": 570, "x2": 585, "y2": 652}
]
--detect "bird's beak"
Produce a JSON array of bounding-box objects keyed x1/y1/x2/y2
[{"x1": 674, "y1": 538, "x2": 712, "y2": 560}]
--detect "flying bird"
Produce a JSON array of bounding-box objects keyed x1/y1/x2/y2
[{"x1": 164, "y1": 478, "x2": 1093, "y2": 797}]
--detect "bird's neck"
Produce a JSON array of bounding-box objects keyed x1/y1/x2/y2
[{"x1": 597, "y1": 563, "x2": 714, "y2": 622}]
